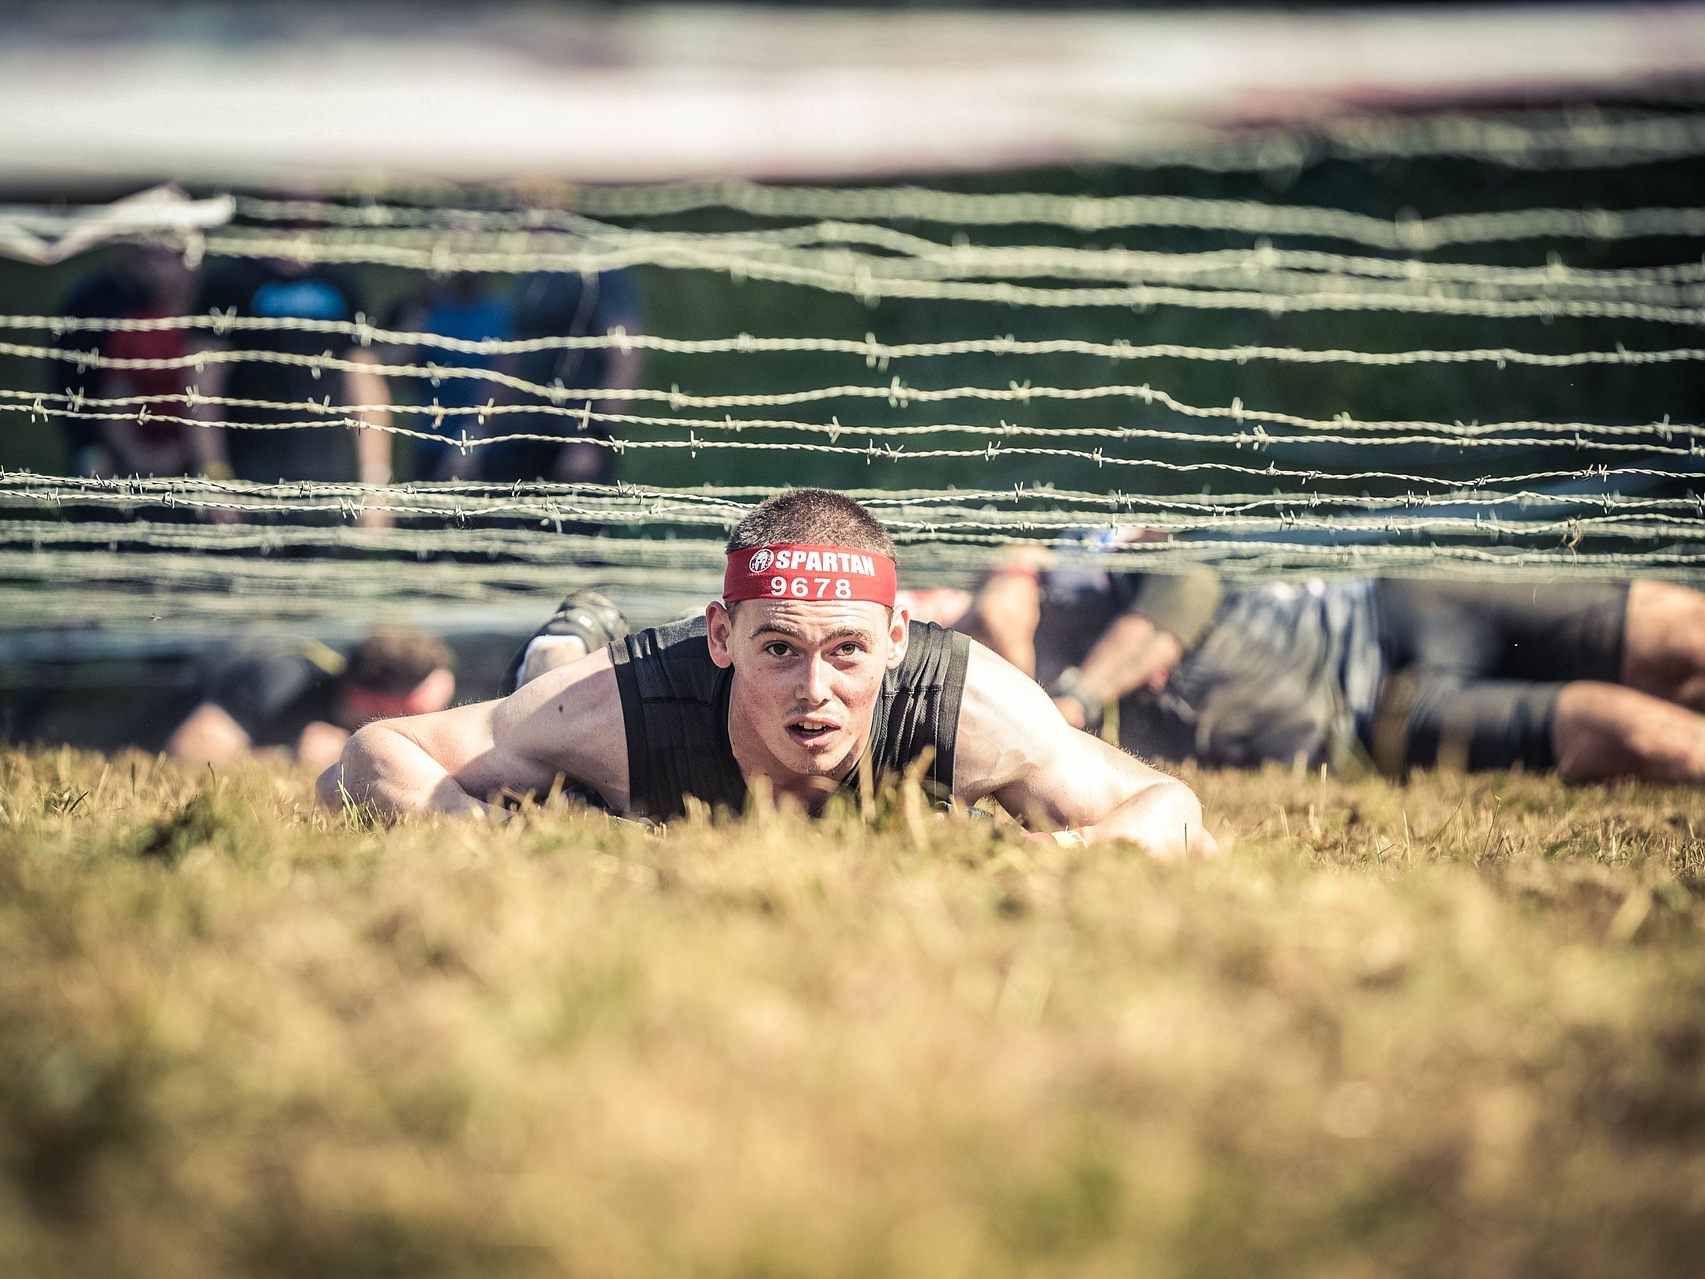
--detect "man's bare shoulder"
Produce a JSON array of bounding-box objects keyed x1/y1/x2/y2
[
  {"x1": 952, "y1": 640, "x2": 1179, "y2": 827},
  {"x1": 951, "y1": 640, "x2": 1081, "y2": 804},
  {"x1": 490, "y1": 648, "x2": 631, "y2": 806},
  {"x1": 380, "y1": 647, "x2": 632, "y2": 812}
]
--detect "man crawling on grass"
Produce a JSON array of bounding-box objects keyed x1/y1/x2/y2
[{"x1": 318, "y1": 488, "x2": 1217, "y2": 858}]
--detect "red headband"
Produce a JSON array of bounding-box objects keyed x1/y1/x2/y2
[
  {"x1": 339, "y1": 681, "x2": 441, "y2": 725},
  {"x1": 724, "y1": 543, "x2": 897, "y2": 606}
]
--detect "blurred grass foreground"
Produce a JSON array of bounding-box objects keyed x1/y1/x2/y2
[{"x1": 2, "y1": 749, "x2": 1703, "y2": 1278}]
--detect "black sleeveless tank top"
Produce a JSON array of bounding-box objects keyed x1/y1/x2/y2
[{"x1": 610, "y1": 618, "x2": 970, "y2": 821}]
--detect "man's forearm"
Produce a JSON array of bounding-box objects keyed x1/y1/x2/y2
[
  {"x1": 961, "y1": 556, "x2": 1045, "y2": 674},
  {"x1": 1077, "y1": 613, "x2": 1184, "y2": 706},
  {"x1": 344, "y1": 360, "x2": 394, "y2": 484},
  {"x1": 1085, "y1": 778, "x2": 1214, "y2": 858},
  {"x1": 317, "y1": 723, "x2": 501, "y2": 820},
  {"x1": 188, "y1": 355, "x2": 232, "y2": 474}
]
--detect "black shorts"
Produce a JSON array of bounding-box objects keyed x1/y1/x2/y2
[{"x1": 1368, "y1": 579, "x2": 1630, "y2": 773}]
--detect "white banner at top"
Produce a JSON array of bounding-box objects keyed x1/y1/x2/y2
[{"x1": 0, "y1": 2, "x2": 1703, "y2": 188}]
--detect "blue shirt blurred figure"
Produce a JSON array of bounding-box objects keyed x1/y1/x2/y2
[{"x1": 385, "y1": 273, "x2": 511, "y2": 481}]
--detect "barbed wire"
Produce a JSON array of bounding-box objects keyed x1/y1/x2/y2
[
  {"x1": 152, "y1": 231, "x2": 1705, "y2": 324},
  {"x1": 8, "y1": 479, "x2": 1701, "y2": 525},
  {"x1": 4, "y1": 511, "x2": 1695, "y2": 554},
  {"x1": 16, "y1": 318, "x2": 1704, "y2": 449},
  {"x1": 12, "y1": 403, "x2": 1701, "y2": 463},
  {"x1": 222, "y1": 208, "x2": 1705, "y2": 300},
  {"x1": 2, "y1": 169, "x2": 1700, "y2": 625},
  {"x1": 7, "y1": 178, "x2": 1703, "y2": 613},
  {"x1": 3, "y1": 466, "x2": 1698, "y2": 614},
  {"x1": 4, "y1": 526, "x2": 1698, "y2": 575},
  {"x1": 538, "y1": 182, "x2": 1705, "y2": 250},
  {"x1": 0, "y1": 520, "x2": 723, "y2": 565},
  {"x1": 13, "y1": 551, "x2": 1705, "y2": 637},
  {"x1": 280, "y1": 183, "x2": 1705, "y2": 249},
  {"x1": 6, "y1": 480, "x2": 1701, "y2": 556},
  {"x1": 4, "y1": 534, "x2": 1699, "y2": 611},
  {"x1": 8, "y1": 314, "x2": 1699, "y2": 370},
  {"x1": 11, "y1": 373, "x2": 1702, "y2": 453},
  {"x1": 5, "y1": 472, "x2": 1700, "y2": 528},
  {"x1": 0, "y1": 547, "x2": 718, "y2": 596}
]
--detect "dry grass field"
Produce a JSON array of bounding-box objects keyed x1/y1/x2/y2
[{"x1": 1, "y1": 747, "x2": 1702, "y2": 1279}]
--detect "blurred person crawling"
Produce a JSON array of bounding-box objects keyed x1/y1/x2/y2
[
  {"x1": 954, "y1": 531, "x2": 1705, "y2": 784},
  {"x1": 166, "y1": 627, "x2": 455, "y2": 773},
  {"x1": 318, "y1": 489, "x2": 1217, "y2": 858}
]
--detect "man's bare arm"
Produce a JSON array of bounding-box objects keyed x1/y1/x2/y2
[
  {"x1": 957, "y1": 547, "x2": 1049, "y2": 675},
  {"x1": 166, "y1": 702, "x2": 253, "y2": 764},
  {"x1": 295, "y1": 722, "x2": 351, "y2": 775},
  {"x1": 317, "y1": 712, "x2": 512, "y2": 818},
  {"x1": 1052, "y1": 570, "x2": 1223, "y2": 729},
  {"x1": 167, "y1": 701, "x2": 346, "y2": 771},
  {"x1": 317, "y1": 649, "x2": 631, "y2": 819},
  {"x1": 1053, "y1": 612, "x2": 1184, "y2": 731},
  {"x1": 953, "y1": 643, "x2": 1216, "y2": 858},
  {"x1": 344, "y1": 353, "x2": 393, "y2": 482},
  {"x1": 186, "y1": 351, "x2": 232, "y2": 476},
  {"x1": 344, "y1": 353, "x2": 395, "y2": 530}
]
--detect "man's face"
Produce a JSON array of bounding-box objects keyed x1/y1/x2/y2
[{"x1": 707, "y1": 597, "x2": 909, "y2": 786}]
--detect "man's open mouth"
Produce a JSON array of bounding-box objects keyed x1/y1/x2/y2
[{"x1": 787, "y1": 719, "x2": 839, "y2": 746}]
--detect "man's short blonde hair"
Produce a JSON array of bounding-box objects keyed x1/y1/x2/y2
[{"x1": 725, "y1": 488, "x2": 896, "y2": 560}]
